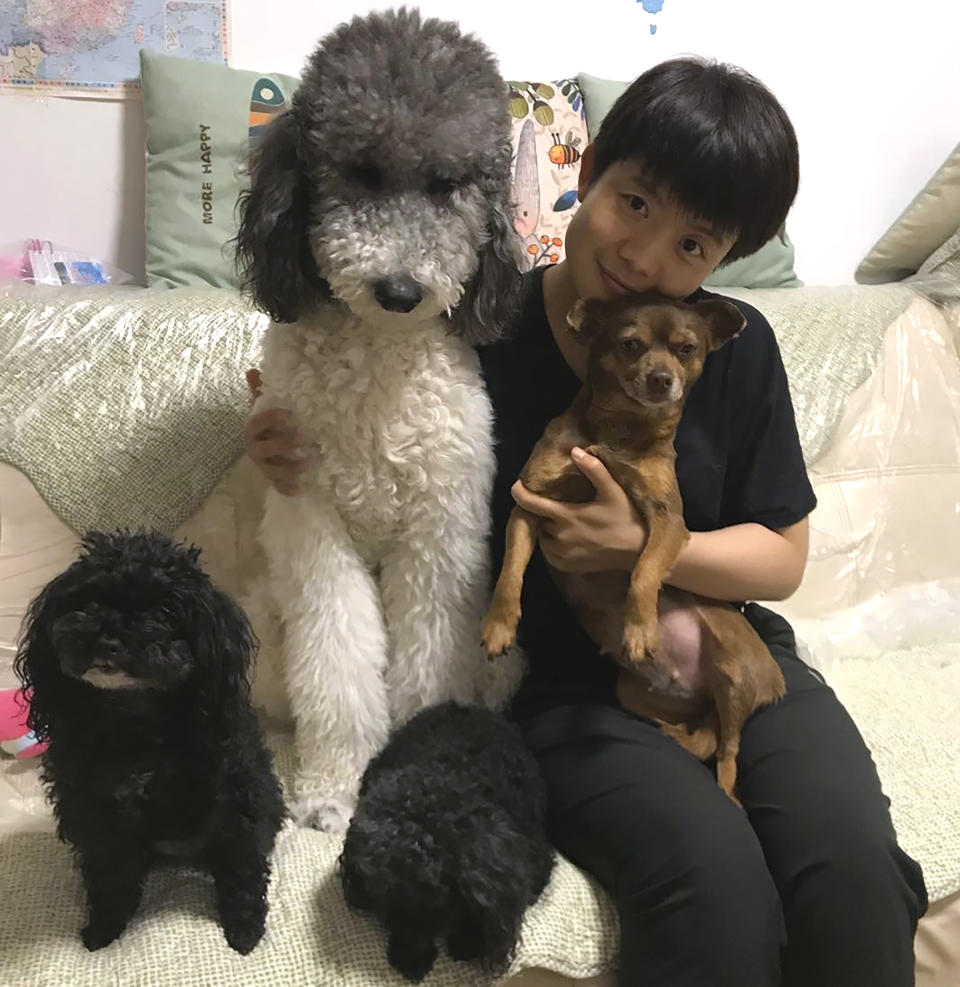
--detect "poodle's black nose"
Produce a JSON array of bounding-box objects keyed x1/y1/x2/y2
[{"x1": 374, "y1": 276, "x2": 423, "y2": 313}]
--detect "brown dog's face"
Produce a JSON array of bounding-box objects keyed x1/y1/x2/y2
[{"x1": 567, "y1": 295, "x2": 746, "y2": 409}]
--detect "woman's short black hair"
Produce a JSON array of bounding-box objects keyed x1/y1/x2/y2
[{"x1": 592, "y1": 57, "x2": 799, "y2": 262}]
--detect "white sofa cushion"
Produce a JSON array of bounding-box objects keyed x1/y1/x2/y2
[{"x1": 773, "y1": 296, "x2": 960, "y2": 627}]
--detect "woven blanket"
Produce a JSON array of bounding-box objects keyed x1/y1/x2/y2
[
  {"x1": 0, "y1": 728, "x2": 618, "y2": 987},
  {"x1": 0, "y1": 284, "x2": 267, "y2": 535},
  {"x1": 0, "y1": 285, "x2": 915, "y2": 531},
  {"x1": 723, "y1": 283, "x2": 916, "y2": 464},
  {"x1": 828, "y1": 644, "x2": 960, "y2": 903},
  {"x1": 0, "y1": 281, "x2": 919, "y2": 536},
  {"x1": 2, "y1": 638, "x2": 958, "y2": 986}
]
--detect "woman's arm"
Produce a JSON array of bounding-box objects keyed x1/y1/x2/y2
[
  {"x1": 666, "y1": 518, "x2": 808, "y2": 602},
  {"x1": 510, "y1": 447, "x2": 809, "y2": 604}
]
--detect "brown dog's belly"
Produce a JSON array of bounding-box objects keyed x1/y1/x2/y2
[{"x1": 555, "y1": 576, "x2": 710, "y2": 706}]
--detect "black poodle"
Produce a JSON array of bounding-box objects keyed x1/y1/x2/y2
[
  {"x1": 14, "y1": 530, "x2": 286, "y2": 954},
  {"x1": 339, "y1": 702, "x2": 555, "y2": 982}
]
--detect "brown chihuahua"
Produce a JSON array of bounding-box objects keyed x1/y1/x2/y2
[{"x1": 483, "y1": 294, "x2": 786, "y2": 804}]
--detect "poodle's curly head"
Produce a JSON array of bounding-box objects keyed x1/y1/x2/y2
[
  {"x1": 339, "y1": 761, "x2": 542, "y2": 979},
  {"x1": 236, "y1": 7, "x2": 522, "y2": 341},
  {"x1": 15, "y1": 530, "x2": 255, "y2": 739}
]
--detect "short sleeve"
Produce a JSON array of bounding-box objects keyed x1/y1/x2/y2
[{"x1": 719, "y1": 301, "x2": 817, "y2": 530}]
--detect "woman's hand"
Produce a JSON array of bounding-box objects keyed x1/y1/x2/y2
[
  {"x1": 243, "y1": 368, "x2": 309, "y2": 496},
  {"x1": 511, "y1": 447, "x2": 647, "y2": 573}
]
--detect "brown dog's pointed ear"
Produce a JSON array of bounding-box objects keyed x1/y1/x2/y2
[
  {"x1": 694, "y1": 299, "x2": 748, "y2": 350},
  {"x1": 566, "y1": 298, "x2": 589, "y2": 335},
  {"x1": 566, "y1": 298, "x2": 607, "y2": 344}
]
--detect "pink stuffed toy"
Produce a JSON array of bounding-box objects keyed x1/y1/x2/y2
[{"x1": 0, "y1": 688, "x2": 46, "y2": 758}]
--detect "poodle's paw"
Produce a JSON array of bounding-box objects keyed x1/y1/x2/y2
[
  {"x1": 221, "y1": 909, "x2": 267, "y2": 955},
  {"x1": 291, "y1": 793, "x2": 354, "y2": 833},
  {"x1": 388, "y1": 933, "x2": 438, "y2": 983},
  {"x1": 81, "y1": 919, "x2": 125, "y2": 952},
  {"x1": 446, "y1": 925, "x2": 483, "y2": 962}
]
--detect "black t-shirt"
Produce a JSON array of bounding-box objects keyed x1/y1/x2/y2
[{"x1": 478, "y1": 267, "x2": 817, "y2": 721}]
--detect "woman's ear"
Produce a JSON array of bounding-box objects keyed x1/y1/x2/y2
[
  {"x1": 235, "y1": 110, "x2": 329, "y2": 324},
  {"x1": 576, "y1": 143, "x2": 596, "y2": 203}
]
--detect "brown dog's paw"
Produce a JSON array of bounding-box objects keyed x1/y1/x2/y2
[
  {"x1": 718, "y1": 775, "x2": 743, "y2": 809},
  {"x1": 482, "y1": 613, "x2": 519, "y2": 659},
  {"x1": 622, "y1": 617, "x2": 658, "y2": 665},
  {"x1": 716, "y1": 755, "x2": 743, "y2": 808}
]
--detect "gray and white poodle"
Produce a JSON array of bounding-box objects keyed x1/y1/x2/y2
[{"x1": 236, "y1": 8, "x2": 525, "y2": 832}]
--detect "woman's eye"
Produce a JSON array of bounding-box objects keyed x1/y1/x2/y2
[
  {"x1": 680, "y1": 238, "x2": 703, "y2": 256},
  {"x1": 626, "y1": 195, "x2": 648, "y2": 215}
]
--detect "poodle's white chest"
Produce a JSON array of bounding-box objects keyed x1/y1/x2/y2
[{"x1": 260, "y1": 314, "x2": 494, "y2": 550}]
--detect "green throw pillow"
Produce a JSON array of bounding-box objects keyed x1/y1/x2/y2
[
  {"x1": 576, "y1": 72, "x2": 802, "y2": 289},
  {"x1": 704, "y1": 232, "x2": 801, "y2": 289},
  {"x1": 140, "y1": 50, "x2": 300, "y2": 288},
  {"x1": 577, "y1": 72, "x2": 629, "y2": 142}
]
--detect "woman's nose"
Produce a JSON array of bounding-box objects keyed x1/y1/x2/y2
[{"x1": 618, "y1": 231, "x2": 668, "y2": 283}]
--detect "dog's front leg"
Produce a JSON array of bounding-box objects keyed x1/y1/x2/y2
[
  {"x1": 260, "y1": 491, "x2": 390, "y2": 832},
  {"x1": 77, "y1": 839, "x2": 151, "y2": 950},
  {"x1": 483, "y1": 506, "x2": 541, "y2": 658},
  {"x1": 379, "y1": 512, "x2": 509, "y2": 726},
  {"x1": 387, "y1": 922, "x2": 439, "y2": 982},
  {"x1": 622, "y1": 510, "x2": 689, "y2": 664},
  {"x1": 206, "y1": 828, "x2": 273, "y2": 954}
]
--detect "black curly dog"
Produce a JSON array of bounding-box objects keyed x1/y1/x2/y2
[
  {"x1": 339, "y1": 702, "x2": 555, "y2": 982},
  {"x1": 15, "y1": 530, "x2": 286, "y2": 954}
]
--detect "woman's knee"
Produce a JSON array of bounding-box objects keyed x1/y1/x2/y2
[
  {"x1": 614, "y1": 804, "x2": 784, "y2": 986},
  {"x1": 768, "y1": 791, "x2": 925, "y2": 916},
  {"x1": 764, "y1": 799, "x2": 927, "y2": 987},
  {"x1": 619, "y1": 799, "x2": 778, "y2": 909}
]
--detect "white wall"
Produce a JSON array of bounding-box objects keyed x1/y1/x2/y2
[{"x1": 2, "y1": 0, "x2": 959, "y2": 285}]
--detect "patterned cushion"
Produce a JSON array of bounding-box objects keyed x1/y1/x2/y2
[
  {"x1": 141, "y1": 53, "x2": 587, "y2": 289},
  {"x1": 141, "y1": 50, "x2": 300, "y2": 289},
  {"x1": 506, "y1": 80, "x2": 588, "y2": 271}
]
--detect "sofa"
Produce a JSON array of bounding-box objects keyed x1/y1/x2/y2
[
  {"x1": 2, "y1": 62, "x2": 960, "y2": 986},
  {"x1": 2, "y1": 270, "x2": 959, "y2": 986}
]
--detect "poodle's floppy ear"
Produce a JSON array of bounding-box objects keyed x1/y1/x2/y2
[
  {"x1": 456, "y1": 823, "x2": 536, "y2": 973},
  {"x1": 448, "y1": 185, "x2": 525, "y2": 346},
  {"x1": 14, "y1": 569, "x2": 76, "y2": 742},
  {"x1": 193, "y1": 582, "x2": 256, "y2": 728},
  {"x1": 235, "y1": 109, "x2": 329, "y2": 324}
]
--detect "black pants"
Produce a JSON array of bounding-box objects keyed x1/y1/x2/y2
[{"x1": 519, "y1": 605, "x2": 928, "y2": 987}]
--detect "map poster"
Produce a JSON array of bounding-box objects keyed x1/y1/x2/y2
[{"x1": 0, "y1": 1, "x2": 229, "y2": 98}]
